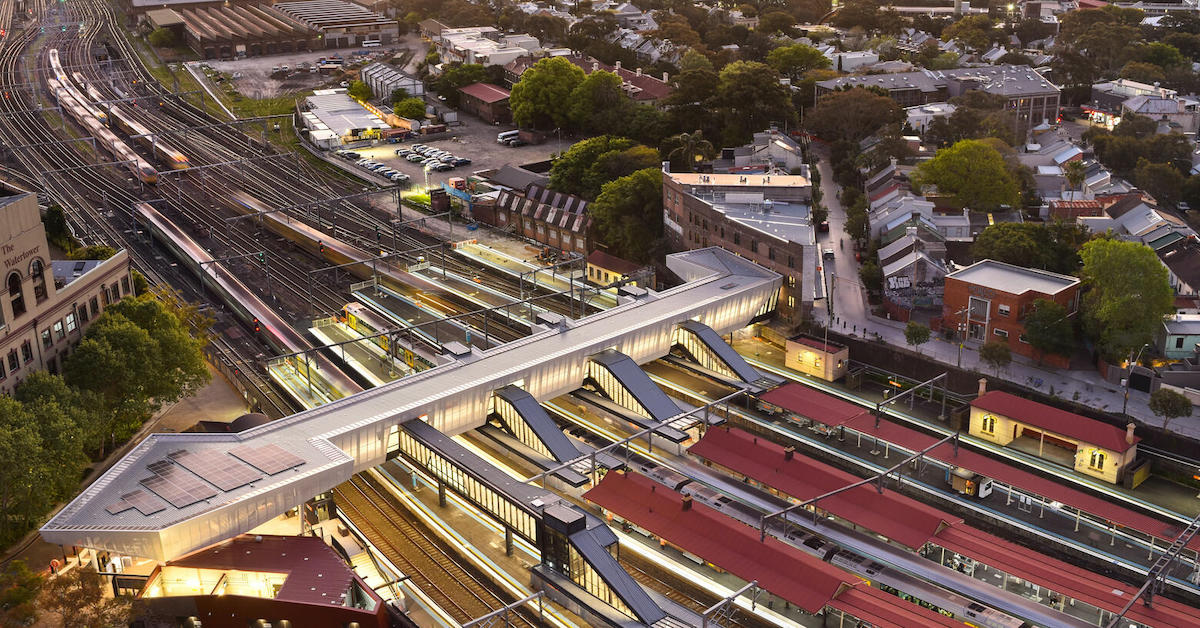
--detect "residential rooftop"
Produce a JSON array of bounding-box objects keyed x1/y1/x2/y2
[
  {"x1": 946, "y1": 259, "x2": 1079, "y2": 296},
  {"x1": 818, "y1": 65, "x2": 1058, "y2": 97}
]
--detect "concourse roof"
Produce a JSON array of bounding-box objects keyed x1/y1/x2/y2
[{"x1": 689, "y1": 427, "x2": 961, "y2": 550}]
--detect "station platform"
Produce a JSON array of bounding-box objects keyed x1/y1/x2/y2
[
  {"x1": 456, "y1": 242, "x2": 618, "y2": 310},
  {"x1": 586, "y1": 471, "x2": 962, "y2": 628},
  {"x1": 411, "y1": 266, "x2": 539, "y2": 326},
  {"x1": 267, "y1": 357, "x2": 342, "y2": 408},
  {"x1": 691, "y1": 426, "x2": 1200, "y2": 628},
  {"x1": 352, "y1": 284, "x2": 497, "y2": 351},
  {"x1": 309, "y1": 321, "x2": 411, "y2": 387}
]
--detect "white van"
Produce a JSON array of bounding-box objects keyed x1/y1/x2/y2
[
  {"x1": 362, "y1": 40, "x2": 381, "y2": 48},
  {"x1": 496, "y1": 130, "x2": 519, "y2": 144}
]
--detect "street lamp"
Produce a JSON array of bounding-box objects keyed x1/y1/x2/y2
[
  {"x1": 955, "y1": 306, "x2": 968, "y2": 368},
  {"x1": 1122, "y1": 343, "x2": 1151, "y2": 416}
]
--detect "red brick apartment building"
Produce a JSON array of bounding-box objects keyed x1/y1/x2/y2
[
  {"x1": 663, "y1": 170, "x2": 813, "y2": 323},
  {"x1": 942, "y1": 259, "x2": 1080, "y2": 367}
]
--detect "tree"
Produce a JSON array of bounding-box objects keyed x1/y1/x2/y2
[
  {"x1": 549, "y1": 135, "x2": 658, "y2": 200},
  {"x1": 1134, "y1": 158, "x2": 1185, "y2": 207},
  {"x1": 40, "y1": 567, "x2": 133, "y2": 628},
  {"x1": 1063, "y1": 160, "x2": 1087, "y2": 191},
  {"x1": 714, "y1": 61, "x2": 795, "y2": 146},
  {"x1": 147, "y1": 27, "x2": 176, "y2": 48},
  {"x1": 567, "y1": 70, "x2": 629, "y2": 133},
  {"x1": 0, "y1": 560, "x2": 41, "y2": 627},
  {"x1": 758, "y1": 10, "x2": 797, "y2": 35},
  {"x1": 1080, "y1": 239, "x2": 1175, "y2": 360},
  {"x1": 1137, "y1": 41, "x2": 1186, "y2": 70},
  {"x1": 912, "y1": 139, "x2": 1020, "y2": 211},
  {"x1": 1149, "y1": 388, "x2": 1194, "y2": 429},
  {"x1": 393, "y1": 97, "x2": 426, "y2": 119},
  {"x1": 859, "y1": 259, "x2": 883, "y2": 292},
  {"x1": 1023, "y1": 299, "x2": 1076, "y2": 364},
  {"x1": 431, "y1": 63, "x2": 489, "y2": 107},
  {"x1": 663, "y1": 130, "x2": 714, "y2": 172},
  {"x1": 389, "y1": 87, "x2": 410, "y2": 104},
  {"x1": 905, "y1": 321, "x2": 931, "y2": 352},
  {"x1": 69, "y1": 245, "x2": 116, "y2": 261},
  {"x1": 678, "y1": 49, "x2": 714, "y2": 73},
  {"x1": 971, "y1": 222, "x2": 1090, "y2": 274},
  {"x1": 942, "y1": 14, "x2": 996, "y2": 52},
  {"x1": 996, "y1": 52, "x2": 1034, "y2": 66},
  {"x1": 979, "y1": 341, "x2": 1012, "y2": 375},
  {"x1": 766, "y1": 44, "x2": 831, "y2": 81},
  {"x1": 805, "y1": 87, "x2": 902, "y2": 144},
  {"x1": 589, "y1": 168, "x2": 664, "y2": 263},
  {"x1": 346, "y1": 80, "x2": 373, "y2": 102},
  {"x1": 510, "y1": 57, "x2": 586, "y2": 129},
  {"x1": 1119, "y1": 61, "x2": 1166, "y2": 84}
]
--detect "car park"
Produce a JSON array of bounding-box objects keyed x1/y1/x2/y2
[{"x1": 452, "y1": 157, "x2": 472, "y2": 166}]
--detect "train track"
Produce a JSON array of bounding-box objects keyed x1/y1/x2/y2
[
  {"x1": 333, "y1": 473, "x2": 541, "y2": 627},
  {"x1": 619, "y1": 556, "x2": 769, "y2": 628}
]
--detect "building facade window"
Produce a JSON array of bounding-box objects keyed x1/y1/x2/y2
[
  {"x1": 53, "y1": 320, "x2": 65, "y2": 340},
  {"x1": 980, "y1": 414, "x2": 996, "y2": 435},
  {"x1": 65, "y1": 312, "x2": 77, "y2": 334},
  {"x1": 6, "y1": 350, "x2": 17, "y2": 372},
  {"x1": 994, "y1": 328, "x2": 1009, "y2": 338},
  {"x1": 30, "y1": 259, "x2": 47, "y2": 303},
  {"x1": 1177, "y1": 337, "x2": 1185, "y2": 349},
  {"x1": 8, "y1": 272, "x2": 24, "y2": 319},
  {"x1": 21, "y1": 341, "x2": 33, "y2": 364},
  {"x1": 1089, "y1": 450, "x2": 1106, "y2": 470},
  {"x1": 41, "y1": 329, "x2": 52, "y2": 349},
  {"x1": 90, "y1": 296, "x2": 99, "y2": 317},
  {"x1": 998, "y1": 304, "x2": 1010, "y2": 317}
]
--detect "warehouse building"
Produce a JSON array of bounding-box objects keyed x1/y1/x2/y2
[
  {"x1": 300, "y1": 89, "x2": 389, "y2": 148},
  {"x1": 170, "y1": 4, "x2": 319, "y2": 59},
  {"x1": 360, "y1": 62, "x2": 424, "y2": 99},
  {"x1": 271, "y1": 0, "x2": 399, "y2": 48}
]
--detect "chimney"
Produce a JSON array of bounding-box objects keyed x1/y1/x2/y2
[
  {"x1": 784, "y1": 446, "x2": 795, "y2": 461},
  {"x1": 1126, "y1": 422, "x2": 1136, "y2": 445},
  {"x1": 615, "y1": 60, "x2": 622, "y2": 70},
  {"x1": 978, "y1": 378, "x2": 988, "y2": 396},
  {"x1": 681, "y1": 495, "x2": 693, "y2": 511},
  {"x1": 636, "y1": 67, "x2": 643, "y2": 76},
  {"x1": 662, "y1": 71, "x2": 669, "y2": 82}
]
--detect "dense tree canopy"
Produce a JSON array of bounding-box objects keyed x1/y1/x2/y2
[
  {"x1": 510, "y1": 57, "x2": 586, "y2": 129},
  {"x1": 549, "y1": 135, "x2": 659, "y2": 200},
  {"x1": 713, "y1": 61, "x2": 795, "y2": 145},
  {"x1": 912, "y1": 140, "x2": 1020, "y2": 211},
  {"x1": 346, "y1": 80, "x2": 373, "y2": 102},
  {"x1": 431, "y1": 63, "x2": 490, "y2": 108},
  {"x1": 1022, "y1": 299, "x2": 1077, "y2": 363},
  {"x1": 589, "y1": 168, "x2": 664, "y2": 263},
  {"x1": 971, "y1": 222, "x2": 1091, "y2": 274},
  {"x1": 393, "y1": 97, "x2": 426, "y2": 120},
  {"x1": 766, "y1": 44, "x2": 830, "y2": 81},
  {"x1": 804, "y1": 86, "x2": 902, "y2": 144},
  {"x1": 566, "y1": 70, "x2": 629, "y2": 134},
  {"x1": 1079, "y1": 239, "x2": 1175, "y2": 360}
]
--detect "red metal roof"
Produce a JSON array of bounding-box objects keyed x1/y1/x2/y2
[
  {"x1": 838, "y1": 412, "x2": 1197, "y2": 549},
  {"x1": 972, "y1": 391, "x2": 1139, "y2": 453},
  {"x1": 758, "y1": 382, "x2": 864, "y2": 427},
  {"x1": 587, "y1": 249, "x2": 641, "y2": 276},
  {"x1": 458, "y1": 82, "x2": 510, "y2": 103},
  {"x1": 584, "y1": 471, "x2": 854, "y2": 613},
  {"x1": 830, "y1": 585, "x2": 961, "y2": 628},
  {"x1": 165, "y1": 534, "x2": 379, "y2": 607},
  {"x1": 935, "y1": 526, "x2": 1200, "y2": 628},
  {"x1": 689, "y1": 428, "x2": 962, "y2": 550}
]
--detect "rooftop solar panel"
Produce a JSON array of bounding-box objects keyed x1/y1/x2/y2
[
  {"x1": 229, "y1": 443, "x2": 306, "y2": 475},
  {"x1": 168, "y1": 449, "x2": 260, "y2": 491},
  {"x1": 139, "y1": 459, "x2": 218, "y2": 508},
  {"x1": 105, "y1": 490, "x2": 165, "y2": 516}
]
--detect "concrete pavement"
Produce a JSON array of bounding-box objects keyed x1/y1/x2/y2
[{"x1": 807, "y1": 152, "x2": 1200, "y2": 441}]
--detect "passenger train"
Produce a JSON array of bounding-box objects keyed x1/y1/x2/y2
[
  {"x1": 47, "y1": 48, "x2": 191, "y2": 180},
  {"x1": 633, "y1": 462, "x2": 1032, "y2": 628}
]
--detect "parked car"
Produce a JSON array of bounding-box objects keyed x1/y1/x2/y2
[
  {"x1": 452, "y1": 157, "x2": 472, "y2": 166},
  {"x1": 395, "y1": 149, "x2": 411, "y2": 156},
  {"x1": 505, "y1": 138, "x2": 527, "y2": 147},
  {"x1": 431, "y1": 162, "x2": 454, "y2": 172},
  {"x1": 439, "y1": 155, "x2": 456, "y2": 163},
  {"x1": 406, "y1": 154, "x2": 425, "y2": 162}
]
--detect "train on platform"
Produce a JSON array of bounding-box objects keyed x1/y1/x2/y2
[{"x1": 634, "y1": 461, "x2": 1032, "y2": 628}]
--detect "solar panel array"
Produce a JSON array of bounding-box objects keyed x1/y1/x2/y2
[
  {"x1": 105, "y1": 490, "x2": 165, "y2": 516},
  {"x1": 140, "y1": 460, "x2": 218, "y2": 508},
  {"x1": 230, "y1": 443, "x2": 307, "y2": 475},
  {"x1": 168, "y1": 449, "x2": 260, "y2": 491}
]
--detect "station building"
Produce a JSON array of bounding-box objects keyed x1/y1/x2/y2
[
  {"x1": 663, "y1": 168, "x2": 814, "y2": 323},
  {"x1": 942, "y1": 259, "x2": 1080, "y2": 368},
  {"x1": 0, "y1": 189, "x2": 133, "y2": 396},
  {"x1": 970, "y1": 390, "x2": 1143, "y2": 485}
]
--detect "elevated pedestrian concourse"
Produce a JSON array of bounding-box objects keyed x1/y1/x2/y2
[
  {"x1": 40, "y1": 247, "x2": 780, "y2": 566},
  {"x1": 671, "y1": 319, "x2": 775, "y2": 390}
]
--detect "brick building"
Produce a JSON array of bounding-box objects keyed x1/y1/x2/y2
[
  {"x1": 663, "y1": 169, "x2": 814, "y2": 322},
  {"x1": 942, "y1": 259, "x2": 1080, "y2": 368},
  {"x1": 0, "y1": 189, "x2": 133, "y2": 396},
  {"x1": 457, "y1": 82, "x2": 511, "y2": 124},
  {"x1": 485, "y1": 183, "x2": 592, "y2": 255}
]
